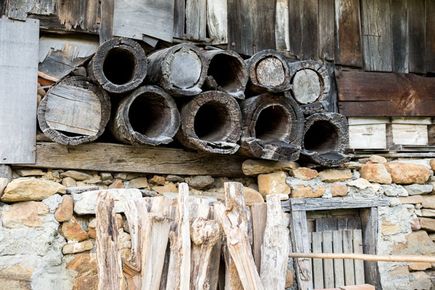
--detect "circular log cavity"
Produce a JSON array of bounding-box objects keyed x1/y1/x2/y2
[
  {"x1": 289, "y1": 60, "x2": 330, "y2": 106},
  {"x1": 88, "y1": 37, "x2": 147, "y2": 94},
  {"x1": 246, "y1": 50, "x2": 291, "y2": 93},
  {"x1": 111, "y1": 86, "x2": 180, "y2": 145},
  {"x1": 302, "y1": 113, "x2": 349, "y2": 167},
  {"x1": 203, "y1": 49, "x2": 248, "y2": 99},
  {"x1": 240, "y1": 92, "x2": 304, "y2": 161},
  {"x1": 177, "y1": 91, "x2": 241, "y2": 154},
  {"x1": 146, "y1": 44, "x2": 207, "y2": 96},
  {"x1": 38, "y1": 76, "x2": 111, "y2": 146}
]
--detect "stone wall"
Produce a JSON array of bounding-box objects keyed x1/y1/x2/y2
[{"x1": 0, "y1": 156, "x2": 434, "y2": 289}]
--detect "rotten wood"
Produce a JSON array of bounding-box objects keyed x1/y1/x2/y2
[
  {"x1": 260, "y1": 195, "x2": 289, "y2": 290},
  {"x1": 337, "y1": 70, "x2": 435, "y2": 117},
  {"x1": 96, "y1": 191, "x2": 125, "y2": 290},
  {"x1": 177, "y1": 91, "x2": 242, "y2": 155},
  {"x1": 185, "y1": 0, "x2": 207, "y2": 40},
  {"x1": 37, "y1": 76, "x2": 111, "y2": 146},
  {"x1": 206, "y1": 0, "x2": 228, "y2": 44},
  {"x1": 111, "y1": 85, "x2": 180, "y2": 146},
  {"x1": 215, "y1": 182, "x2": 264, "y2": 290},
  {"x1": 250, "y1": 203, "x2": 267, "y2": 272},
  {"x1": 88, "y1": 37, "x2": 147, "y2": 94},
  {"x1": 239, "y1": 92, "x2": 304, "y2": 161}
]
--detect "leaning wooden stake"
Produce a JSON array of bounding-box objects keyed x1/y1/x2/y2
[
  {"x1": 96, "y1": 191, "x2": 125, "y2": 290},
  {"x1": 216, "y1": 182, "x2": 264, "y2": 290},
  {"x1": 260, "y1": 195, "x2": 290, "y2": 290}
]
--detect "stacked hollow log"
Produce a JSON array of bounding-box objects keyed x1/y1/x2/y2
[{"x1": 38, "y1": 37, "x2": 349, "y2": 166}]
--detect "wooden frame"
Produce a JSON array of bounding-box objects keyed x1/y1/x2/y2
[{"x1": 283, "y1": 197, "x2": 387, "y2": 289}]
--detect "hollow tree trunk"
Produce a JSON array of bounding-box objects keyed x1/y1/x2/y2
[
  {"x1": 202, "y1": 49, "x2": 248, "y2": 99},
  {"x1": 111, "y1": 85, "x2": 180, "y2": 146},
  {"x1": 88, "y1": 37, "x2": 147, "y2": 94},
  {"x1": 177, "y1": 91, "x2": 242, "y2": 154},
  {"x1": 246, "y1": 50, "x2": 291, "y2": 94},
  {"x1": 146, "y1": 44, "x2": 207, "y2": 96},
  {"x1": 239, "y1": 92, "x2": 304, "y2": 161},
  {"x1": 288, "y1": 60, "x2": 332, "y2": 115},
  {"x1": 301, "y1": 112, "x2": 349, "y2": 167},
  {"x1": 38, "y1": 76, "x2": 111, "y2": 146}
]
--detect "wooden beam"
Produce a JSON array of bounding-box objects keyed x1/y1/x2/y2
[
  {"x1": 288, "y1": 252, "x2": 435, "y2": 263},
  {"x1": 281, "y1": 197, "x2": 389, "y2": 212},
  {"x1": 337, "y1": 70, "x2": 435, "y2": 116},
  {"x1": 21, "y1": 142, "x2": 244, "y2": 176}
]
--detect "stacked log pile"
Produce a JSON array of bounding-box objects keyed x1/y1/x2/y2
[
  {"x1": 37, "y1": 37, "x2": 348, "y2": 166},
  {"x1": 95, "y1": 182, "x2": 290, "y2": 290}
]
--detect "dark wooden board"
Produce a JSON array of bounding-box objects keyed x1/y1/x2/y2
[
  {"x1": 318, "y1": 0, "x2": 335, "y2": 61},
  {"x1": 408, "y1": 0, "x2": 426, "y2": 73},
  {"x1": 337, "y1": 70, "x2": 435, "y2": 116},
  {"x1": 426, "y1": 0, "x2": 435, "y2": 73},
  {"x1": 20, "y1": 142, "x2": 245, "y2": 176},
  {"x1": 335, "y1": 0, "x2": 363, "y2": 67},
  {"x1": 391, "y1": 0, "x2": 409, "y2": 73},
  {"x1": 301, "y1": 0, "x2": 318, "y2": 59},
  {"x1": 288, "y1": 0, "x2": 303, "y2": 57}
]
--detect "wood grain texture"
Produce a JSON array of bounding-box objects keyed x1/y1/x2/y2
[
  {"x1": 113, "y1": 0, "x2": 174, "y2": 42},
  {"x1": 360, "y1": 207, "x2": 381, "y2": 288},
  {"x1": 312, "y1": 232, "x2": 324, "y2": 289},
  {"x1": 186, "y1": 0, "x2": 207, "y2": 40},
  {"x1": 426, "y1": 0, "x2": 435, "y2": 72},
  {"x1": 0, "y1": 18, "x2": 39, "y2": 164},
  {"x1": 391, "y1": 0, "x2": 409, "y2": 73},
  {"x1": 408, "y1": 0, "x2": 426, "y2": 73},
  {"x1": 282, "y1": 197, "x2": 389, "y2": 212},
  {"x1": 22, "y1": 142, "x2": 245, "y2": 176},
  {"x1": 319, "y1": 0, "x2": 335, "y2": 60},
  {"x1": 99, "y1": 0, "x2": 114, "y2": 43},
  {"x1": 322, "y1": 231, "x2": 334, "y2": 288},
  {"x1": 275, "y1": 0, "x2": 290, "y2": 52},
  {"x1": 251, "y1": 203, "x2": 267, "y2": 272},
  {"x1": 335, "y1": 0, "x2": 363, "y2": 66},
  {"x1": 206, "y1": 0, "x2": 227, "y2": 44},
  {"x1": 361, "y1": 0, "x2": 392, "y2": 71},
  {"x1": 337, "y1": 70, "x2": 435, "y2": 116},
  {"x1": 301, "y1": 0, "x2": 319, "y2": 59},
  {"x1": 173, "y1": 0, "x2": 185, "y2": 38}
]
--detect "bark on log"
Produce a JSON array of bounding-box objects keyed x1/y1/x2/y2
[
  {"x1": 288, "y1": 60, "x2": 331, "y2": 114},
  {"x1": 111, "y1": 85, "x2": 180, "y2": 145},
  {"x1": 146, "y1": 44, "x2": 207, "y2": 96},
  {"x1": 88, "y1": 37, "x2": 147, "y2": 94},
  {"x1": 202, "y1": 49, "x2": 248, "y2": 99},
  {"x1": 38, "y1": 76, "x2": 111, "y2": 146},
  {"x1": 240, "y1": 92, "x2": 304, "y2": 161},
  {"x1": 301, "y1": 112, "x2": 349, "y2": 167},
  {"x1": 246, "y1": 50, "x2": 291, "y2": 93},
  {"x1": 177, "y1": 91, "x2": 242, "y2": 154}
]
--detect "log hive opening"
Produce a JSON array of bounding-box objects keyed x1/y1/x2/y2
[
  {"x1": 146, "y1": 44, "x2": 207, "y2": 96},
  {"x1": 247, "y1": 50, "x2": 291, "y2": 93},
  {"x1": 288, "y1": 61, "x2": 331, "y2": 114},
  {"x1": 203, "y1": 49, "x2": 248, "y2": 99},
  {"x1": 111, "y1": 86, "x2": 180, "y2": 145},
  {"x1": 240, "y1": 92, "x2": 304, "y2": 161},
  {"x1": 38, "y1": 76, "x2": 111, "y2": 146},
  {"x1": 177, "y1": 91, "x2": 241, "y2": 154},
  {"x1": 302, "y1": 113, "x2": 349, "y2": 167},
  {"x1": 88, "y1": 37, "x2": 147, "y2": 94}
]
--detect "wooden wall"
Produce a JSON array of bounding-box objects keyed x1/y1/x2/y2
[{"x1": 3, "y1": 0, "x2": 435, "y2": 74}]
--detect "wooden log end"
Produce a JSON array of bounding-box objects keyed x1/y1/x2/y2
[
  {"x1": 37, "y1": 76, "x2": 111, "y2": 146},
  {"x1": 88, "y1": 37, "x2": 147, "y2": 94}
]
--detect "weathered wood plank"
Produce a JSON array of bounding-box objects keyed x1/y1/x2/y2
[
  {"x1": 186, "y1": 0, "x2": 207, "y2": 40},
  {"x1": 343, "y1": 230, "x2": 355, "y2": 285},
  {"x1": 312, "y1": 232, "x2": 324, "y2": 289},
  {"x1": 284, "y1": 197, "x2": 389, "y2": 212},
  {"x1": 391, "y1": 0, "x2": 409, "y2": 73},
  {"x1": 288, "y1": 0, "x2": 303, "y2": 57},
  {"x1": 426, "y1": 0, "x2": 435, "y2": 72},
  {"x1": 22, "y1": 142, "x2": 245, "y2": 176},
  {"x1": 206, "y1": 0, "x2": 227, "y2": 44},
  {"x1": 251, "y1": 203, "x2": 267, "y2": 272},
  {"x1": 332, "y1": 230, "x2": 345, "y2": 287},
  {"x1": 361, "y1": 0, "x2": 392, "y2": 71},
  {"x1": 302, "y1": 0, "x2": 318, "y2": 59},
  {"x1": 113, "y1": 0, "x2": 175, "y2": 42},
  {"x1": 6, "y1": 0, "x2": 55, "y2": 20},
  {"x1": 318, "y1": 0, "x2": 335, "y2": 60},
  {"x1": 173, "y1": 0, "x2": 185, "y2": 38},
  {"x1": 275, "y1": 0, "x2": 290, "y2": 52},
  {"x1": 335, "y1": 0, "x2": 363, "y2": 67},
  {"x1": 99, "y1": 0, "x2": 114, "y2": 43},
  {"x1": 337, "y1": 70, "x2": 435, "y2": 117},
  {"x1": 353, "y1": 229, "x2": 365, "y2": 285},
  {"x1": 290, "y1": 210, "x2": 313, "y2": 289},
  {"x1": 323, "y1": 231, "x2": 334, "y2": 288},
  {"x1": 408, "y1": 0, "x2": 426, "y2": 73},
  {"x1": 0, "y1": 18, "x2": 39, "y2": 164},
  {"x1": 360, "y1": 207, "x2": 380, "y2": 288}
]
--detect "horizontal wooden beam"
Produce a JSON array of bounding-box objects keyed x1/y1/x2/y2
[
  {"x1": 288, "y1": 252, "x2": 435, "y2": 263},
  {"x1": 19, "y1": 142, "x2": 245, "y2": 176},
  {"x1": 336, "y1": 70, "x2": 435, "y2": 116},
  {"x1": 281, "y1": 197, "x2": 389, "y2": 212}
]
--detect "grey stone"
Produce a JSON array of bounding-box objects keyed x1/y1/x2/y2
[
  {"x1": 186, "y1": 175, "x2": 215, "y2": 189},
  {"x1": 166, "y1": 175, "x2": 184, "y2": 183},
  {"x1": 382, "y1": 184, "x2": 408, "y2": 197},
  {"x1": 404, "y1": 184, "x2": 433, "y2": 196}
]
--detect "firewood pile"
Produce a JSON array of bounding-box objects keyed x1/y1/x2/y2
[
  {"x1": 95, "y1": 182, "x2": 289, "y2": 290},
  {"x1": 38, "y1": 37, "x2": 349, "y2": 166}
]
